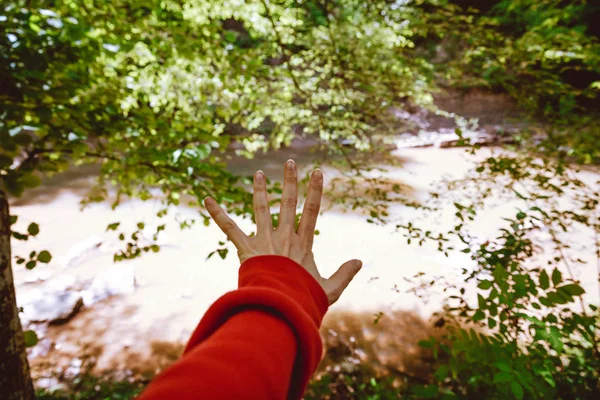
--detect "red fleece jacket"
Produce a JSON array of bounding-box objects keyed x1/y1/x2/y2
[{"x1": 138, "y1": 255, "x2": 329, "y2": 400}]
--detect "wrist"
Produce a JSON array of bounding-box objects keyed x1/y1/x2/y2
[{"x1": 239, "y1": 255, "x2": 329, "y2": 326}]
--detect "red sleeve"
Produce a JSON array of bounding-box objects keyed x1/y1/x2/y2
[{"x1": 138, "y1": 255, "x2": 329, "y2": 400}]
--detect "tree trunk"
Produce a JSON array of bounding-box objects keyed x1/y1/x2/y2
[{"x1": 0, "y1": 190, "x2": 34, "y2": 400}]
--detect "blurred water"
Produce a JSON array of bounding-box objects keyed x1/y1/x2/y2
[{"x1": 11, "y1": 144, "x2": 599, "y2": 377}]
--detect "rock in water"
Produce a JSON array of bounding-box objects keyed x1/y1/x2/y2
[
  {"x1": 19, "y1": 289, "x2": 83, "y2": 325},
  {"x1": 61, "y1": 235, "x2": 103, "y2": 268},
  {"x1": 81, "y1": 264, "x2": 136, "y2": 305}
]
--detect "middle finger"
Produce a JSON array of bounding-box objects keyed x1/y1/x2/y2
[
  {"x1": 253, "y1": 170, "x2": 273, "y2": 234},
  {"x1": 279, "y1": 159, "x2": 298, "y2": 230}
]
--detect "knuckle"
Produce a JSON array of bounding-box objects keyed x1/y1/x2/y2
[
  {"x1": 282, "y1": 197, "x2": 297, "y2": 208},
  {"x1": 256, "y1": 204, "x2": 269, "y2": 214},
  {"x1": 304, "y1": 203, "x2": 320, "y2": 216},
  {"x1": 285, "y1": 175, "x2": 297, "y2": 184},
  {"x1": 222, "y1": 221, "x2": 236, "y2": 234},
  {"x1": 301, "y1": 241, "x2": 312, "y2": 252}
]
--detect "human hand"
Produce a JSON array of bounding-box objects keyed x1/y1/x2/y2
[{"x1": 204, "y1": 160, "x2": 362, "y2": 305}]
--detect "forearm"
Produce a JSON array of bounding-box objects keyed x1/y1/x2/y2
[
  {"x1": 139, "y1": 310, "x2": 296, "y2": 400},
  {"x1": 138, "y1": 256, "x2": 329, "y2": 400}
]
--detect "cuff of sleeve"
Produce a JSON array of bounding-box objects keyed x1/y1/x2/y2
[{"x1": 184, "y1": 255, "x2": 329, "y2": 399}]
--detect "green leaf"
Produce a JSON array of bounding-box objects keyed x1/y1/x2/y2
[
  {"x1": 539, "y1": 296, "x2": 551, "y2": 307},
  {"x1": 472, "y1": 310, "x2": 485, "y2": 321},
  {"x1": 551, "y1": 268, "x2": 562, "y2": 285},
  {"x1": 21, "y1": 174, "x2": 41, "y2": 188},
  {"x1": 224, "y1": 30, "x2": 237, "y2": 42},
  {"x1": 37, "y1": 250, "x2": 52, "y2": 264},
  {"x1": 477, "y1": 294, "x2": 487, "y2": 309},
  {"x1": 494, "y1": 360, "x2": 512, "y2": 372},
  {"x1": 26, "y1": 261, "x2": 36, "y2": 270},
  {"x1": 549, "y1": 326, "x2": 564, "y2": 352},
  {"x1": 419, "y1": 384, "x2": 438, "y2": 398},
  {"x1": 478, "y1": 280, "x2": 492, "y2": 290},
  {"x1": 513, "y1": 189, "x2": 528, "y2": 200},
  {"x1": 106, "y1": 222, "x2": 120, "y2": 231},
  {"x1": 4, "y1": 175, "x2": 24, "y2": 197},
  {"x1": 547, "y1": 291, "x2": 570, "y2": 304},
  {"x1": 434, "y1": 365, "x2": 448, "y2": 381},
  {"x1": 23, "y1": 330, "x2": 39, "y2": 348},
  {"x1": 558, "y1": 284, "x2": 585, "y2": 296},
  {"x1": 539, "y1": 270, "x2": 549, "y2": 290},
  {"x1": 12, "y1": 232, "x2": 28, "y2": 241},
  {"x1": 29, "y1": 21, "x2": 41, "y2": 32},
  {"x1": 217, "y1": 248, "x2": 229, "y2": 259},
  {"x1": 27, "y1": 223, "x2": 40, "y2": 236},
  {"x1": 534, "y1": 327, "x2": 549, "y2": 341},
  {"x1": 493, "y1": 371, "x2": 512, "y2": 383},
  {"x1": 510, "y1": 381, "x2": 524, "y2": 400}
]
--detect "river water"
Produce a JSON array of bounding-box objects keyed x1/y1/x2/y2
[{"x1": 11, "y1": 140, "x2": 599, "y2": 381}]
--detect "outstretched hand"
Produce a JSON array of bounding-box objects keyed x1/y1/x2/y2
[{"x1": 204, "y1": 160, "x2": 362, "y2": 305}]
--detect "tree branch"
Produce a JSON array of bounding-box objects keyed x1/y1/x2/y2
[{"x1": 258, "y1": 0, "x2": 360, "y2": 170}]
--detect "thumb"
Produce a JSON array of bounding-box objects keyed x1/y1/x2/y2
[{"x1": 324, "y1": 259, "x2": 362, "y2": 305}]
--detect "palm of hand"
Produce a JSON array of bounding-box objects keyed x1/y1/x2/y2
[{"x1": 204, "y1": 160, "x2": 361, "y2": 305}]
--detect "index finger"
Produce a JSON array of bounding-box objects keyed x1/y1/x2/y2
[
  {"x1": 279, "y1": 159, "x2": 298, "y2": 230},
  {"x1": 204, "y1": 197, "x2": 248, "y2": 249},
  {"x1": 297, "y1": 169, "x2": 323, "y2": 247}
]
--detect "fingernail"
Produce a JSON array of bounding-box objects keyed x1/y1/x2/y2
[
  {"x1": 255, "y1": 170, "x2": 264, "y2": 182},
  {"x1": 313, "y1": 169, "x2": 323, "y2": 179},
  {"x1": 354, "y1": 260, "x2": 363, "y2": 269},
  {"x1": 286, "y1": 159, "x2": 296, "y2": 171},
  {"x1": 204, "y1": 197, "x2": 215, "y2": 206}
]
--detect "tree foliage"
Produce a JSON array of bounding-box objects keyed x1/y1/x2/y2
[
  {"x1": 438, "y1": 0, "x2": 600, "y2": 162},
  {"x1": 2, "y1": 0, "x2": 443, "y2": 255},
  {"x1": 394, "y1": 2, "x2": 600, "y2": 398}
]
